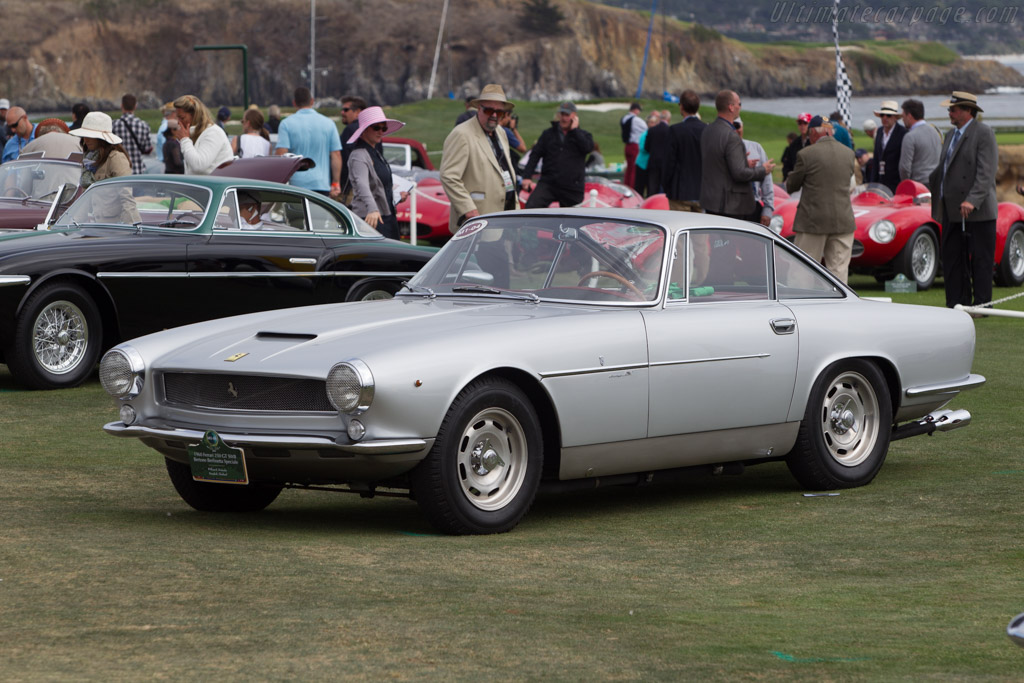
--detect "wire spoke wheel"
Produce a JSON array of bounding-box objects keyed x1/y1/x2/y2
[
  {"x1": 910, "y1": 232, "x2": 937, "y2": 285},
  {"x1": 32, "y1": 299, "x2": 90, "y2": 375},
  {"x1": 455, "y1": 407, "x2": 529, "y2": 511}
]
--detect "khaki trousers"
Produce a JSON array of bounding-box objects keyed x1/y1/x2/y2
[
  {"x1": 793, "y1": 231, "x2": 855, "y2": 283},
  {"x1": 669, "y1": 199, "x2": 704, "y2": 213}
]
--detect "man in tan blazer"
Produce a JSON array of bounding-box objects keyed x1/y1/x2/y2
[
  {"x1": 786, "y1": 115, "x2": 858, "y2": 282},
  {"x1": 440, "y1": 84, "x2": 520, "y2": 234}
]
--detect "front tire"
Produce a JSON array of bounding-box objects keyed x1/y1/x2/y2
[
  {"x1": 410, "y1": 377, "x2": 543, "y2": 535},
  {"x1": 995, "y1": 222, "x2": 1024, "y2": 287},
  {"x1": 347, "y1": 279, "x2": 401, "y2": 301},
  {"x1": 6, "y1": 281, "x2": 103, "y2": 389},
  {"x1": 898, "y1": 225, "x2": 939, "y2": 290},
  {"x1": 165, "y1": 458, "x2": 282, "y2": 512},
  {"x1": 787, "y1": 360, "x2": 893, "y2": 490}
]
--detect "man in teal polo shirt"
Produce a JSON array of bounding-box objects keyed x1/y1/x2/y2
[{"x1": 275, "y1": 87, "x2": 342, "y2": 198}]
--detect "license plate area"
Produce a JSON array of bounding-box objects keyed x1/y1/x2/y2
[{"x1": 187, "y1": 431, "x2": 249, "y2": 485}]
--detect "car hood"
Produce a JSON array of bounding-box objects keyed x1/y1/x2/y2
[{"x1": 129, "y1": 296, "x2": 635, "y2": 374}]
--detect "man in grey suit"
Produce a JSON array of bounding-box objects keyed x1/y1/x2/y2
[
  {"x1": 928, "y1": 91, "x2": 998, "y2": 311},
  {"x1": 786, "y1": 115, "x2": 858, "y2": 282},
  {"x1": 899, "y1": 98, "x2": 942, "y2": 184},
  {"x1": 699, "y1": 90, "x2": 774, "y2": 220}
]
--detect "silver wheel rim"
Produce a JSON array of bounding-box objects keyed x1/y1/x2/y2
[
  {"x1": 1008, "y1": 229, "x2": 1024, "y2": 280},
  {"x1": 456, "y1": 407, "x2": 528, "y2": 511},
  {"x1": 360, "y1": 289, "x2": 393, "y2": 301},
  {"x1": 819, "y1": 371, "x2": 880, "y2": 467},
  {"x1": 911, "y1": 232, "x2": 936, "y2": 284},
  {"x1": 32, "y1": 300, "x2": 89, "y2": 375}
]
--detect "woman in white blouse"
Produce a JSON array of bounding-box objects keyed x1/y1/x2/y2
[
  {"x1": 170, "y1": 95, "x2": 234, "y2": 174},
  {"x1": 232, "y1": 108, "x2": 272, "y2": 158}
]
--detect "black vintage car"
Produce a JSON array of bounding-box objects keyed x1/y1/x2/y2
[{"x1": 0, "y1": 173, "x2": 435, "y2": 389}]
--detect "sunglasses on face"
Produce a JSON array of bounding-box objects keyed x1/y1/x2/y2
[
  {"x1": 341, "y1": 107, "x2": 351, "y2": 112},
  {"x1": 370, "y1": 124, "x2": 388, "y2": 132},
  {"x1": 480, "y1": 107, "x2": 505, "y2": 116}
]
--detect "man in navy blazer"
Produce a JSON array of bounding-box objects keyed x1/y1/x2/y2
[
  {"x1": 662, "y1": 90, "x2": 706, "y2": 211},
  {"x1": 868, "y1": 100, "x2": 906, "y2": 192},
  {"x1": 699, "y1": 90, "x2": 775, "y2": 220},
  {"x1": 928, "y1": 91, "x2": 998, "y2": 310}
]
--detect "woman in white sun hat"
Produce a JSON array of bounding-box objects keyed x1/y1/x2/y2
[
  {"x1": 70, "y1": 111, "x2": 132, "y2": 188},
  {"x1": 69, "y1": 111, "x2": 140, "y2": 224},
  {"x1": 346, "y1": 106, "x2": 405, "y2": 239}
]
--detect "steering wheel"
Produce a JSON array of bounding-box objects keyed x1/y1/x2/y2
[
  {"x1": 577, "y1": 270, "x2": 645, "y2": 298},
  {"x1": 4, "y1": 187, "x2": 29, "y2": 199}
]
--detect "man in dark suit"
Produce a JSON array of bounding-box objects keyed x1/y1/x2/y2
[
  {"x1": 868, "y1": 100, "x2": 906, "y2": 192},
  {"x1": 643, "y1": 110, "x2": 672, "y2": 196},
  {"x1": 662, "y1": 90, "x2": 706, "y2": 212},
  {"x1": 928, "y1": 91, "x2": 998, "y2": 311},
  {"x1": 699, "y1": 90, "x2": 774, "y2": 220},
  {"x1": 786, "y1": 115, "x2": 858, "y2": 282}
]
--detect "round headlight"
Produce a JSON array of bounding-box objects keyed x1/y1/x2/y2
[
  {"x1": 768, "y1": 215, "x2": 784, "y2": 234},
  {"x1": 99, "y1": 347, "x2": 145, "y2": 398},
  {"x1": 868, "y1": 219, "x2": 897, "y2": 244},
  {"x1": 326, "y1": 360, "x2": 374, "y2": 414}
]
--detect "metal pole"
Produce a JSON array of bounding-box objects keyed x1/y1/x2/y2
[
  {"x1": 310, "y1": 0, "x2": 316, "y2": 99},
  {"x1": 193, "y1": 45, "x2": 249, "y2": 109},
  {"x1": 427, "y1": 0, "x2": 450, "y2": 100},
  {"x1": 410, "y1": 185, "x2": 418, "y2": 245}
]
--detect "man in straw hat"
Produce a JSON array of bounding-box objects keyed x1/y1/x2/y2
[
  {"x1": 440, "y1": 83, "x2": 520, "y2": 233},
  {"x1": 928, "y1": 91, "x2": 998, "y2": 312},
  {"x1": 868, "y1": 99, "x2": 905, "y2": 192}
]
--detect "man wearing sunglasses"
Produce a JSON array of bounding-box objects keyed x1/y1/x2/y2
[
  {"x1": 440, "y1": 83, "x2": 520, "y2": 233},
  {"x1": 3, "y1": 106, "x2": 36, "y2": 163}
]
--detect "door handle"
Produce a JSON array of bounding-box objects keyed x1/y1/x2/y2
[
  {"x1": 289, "y1": 257, "x2": 317, "y2": 265},
  {"x1": 770, "y1": 318, "x2": 796, "y2": 335}
]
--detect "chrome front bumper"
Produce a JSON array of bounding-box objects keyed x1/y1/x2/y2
[{"x1": 103, "y1": 421, "x2": 428, "y2": 455}]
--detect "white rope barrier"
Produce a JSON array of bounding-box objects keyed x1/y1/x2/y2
[{"x1": 956, "y1": 288, "x2": 1024, "y2": 318}]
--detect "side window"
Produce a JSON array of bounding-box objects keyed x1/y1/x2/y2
[
  {"x1": 213, "y1": 190, "x2": 241, "y2": 230},
  {"x1": 262, "y1": 195, "x2": 308, "y2": 231},
  {"x1": 689, "y1": 229, "x2": 770, "y2": 302},
  {"x1": 308, "y1": 200, "x2": 351, "y2": 235},
  {"x1": 667, "y1": 233, "x2": 687, "y2": 300},
  {"x1": 775, "y1": 245, "x2": 844, "y2": 299}
]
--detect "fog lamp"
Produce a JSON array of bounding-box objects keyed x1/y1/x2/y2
[
  {"x1": 119, "y1": 404, "x2": 137, "y2": 425},
  {"x1": 347, "y1": 419, "x2": 366, "y2": 441}
]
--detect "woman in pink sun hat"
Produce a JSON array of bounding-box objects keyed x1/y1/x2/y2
[{"x1": 346, "y1": 106, "x2": 405, "y2": 239}]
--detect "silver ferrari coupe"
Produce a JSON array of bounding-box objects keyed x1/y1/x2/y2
[{"x1": 101, "y1": 209, "x2": 984, "y2": 535}]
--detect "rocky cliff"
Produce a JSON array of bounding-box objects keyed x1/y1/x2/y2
[{"x1": 3, "y1": 0, "x2": 1022, "y2": 110}]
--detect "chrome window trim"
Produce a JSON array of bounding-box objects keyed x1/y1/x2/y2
[{"x1": 97, "y1": 271, "x2": 419, "y2": 279}]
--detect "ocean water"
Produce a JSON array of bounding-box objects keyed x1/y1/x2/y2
[{"x1": 742, "y1": 55, "x2": 1024, "y2": 131}]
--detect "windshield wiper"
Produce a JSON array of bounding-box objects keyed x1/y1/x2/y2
[
  {"x1": 451, "y1": 285, "x2": 540, "y2": 303},
  {"x1": 399, "y1": 283, "x2": 436, "y2": 298}
]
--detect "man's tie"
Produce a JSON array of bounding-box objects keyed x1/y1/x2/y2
[{"x1": 941, "y1": 127, "x2": 961, "y2": 196}]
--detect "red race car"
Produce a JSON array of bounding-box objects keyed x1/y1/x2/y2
[
  {"x1": 395, "y1": 172, "x2": 667, "y2": 245},
  {"x1": 770, "y1": 179, "x2": 1024, "y2": 290}
]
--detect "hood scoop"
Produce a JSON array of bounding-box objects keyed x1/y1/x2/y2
[{"x1": 256, "y1": 331, "x2": 317, "y2": 341}]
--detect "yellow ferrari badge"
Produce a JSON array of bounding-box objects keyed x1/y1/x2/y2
[{"x1": 224, "y1": 352, "x2": 249, "y2": 362}]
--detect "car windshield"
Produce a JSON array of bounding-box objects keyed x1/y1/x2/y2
[
  {"x1": 0, "y1": 160, "x2": 81, "y2": 202},
  {"x1": 53, "y1": 179, "x2": 212, "y2": 229},
  {"x1": 404, "y1": 216, "x2": 665, "y2": 303},
  {"x1": 854, "y1": 183, "x2": 895, "y2": 201}
]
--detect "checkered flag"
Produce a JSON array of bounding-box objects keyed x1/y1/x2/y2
[{"x1": 832, "y1": 0, "x2": 852, "y2": 127}]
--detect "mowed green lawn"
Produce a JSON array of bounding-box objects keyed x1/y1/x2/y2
[{"x1": 1, "y1": 277, "x2": 1023, "y2": 679}]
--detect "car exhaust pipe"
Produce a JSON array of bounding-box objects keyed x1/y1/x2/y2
[{"x1": 891, "y1": 409, "x2": 972, "y2": 441}]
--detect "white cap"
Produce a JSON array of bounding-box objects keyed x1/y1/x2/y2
[
  {"x1": 0, "y1": 99, "x2": 10, "y2": 110},
  {"x1": 863, "y1": 118, "x2": 877, "y2": 131}
]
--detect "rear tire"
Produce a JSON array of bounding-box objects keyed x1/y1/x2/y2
[
  {"x1": 6, "y1": 281, "x2": 102, "y2": 389},
  {"x1": 995, "y1": 222, "x2": 1024, "y2": 287},
  {"x1": 165, "y1": 458, "x2": 282, "y2": 512},
  {"x1": 787, "y1": 360, "x2": 892, "y2": 490},
  {"x1": 897, "y1": 225, "x2": 938, "y2": 290},
  {"x1": 410, "y1": 377, "x2": 543, "y2": 535}
]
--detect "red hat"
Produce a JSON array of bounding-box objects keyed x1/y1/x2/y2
[
  {"x1": 38, "y1": 117, "x2": 70, "y2": 134},
  {"x1": 797, "y1": 112, "x2": 812, "y2": 124}
]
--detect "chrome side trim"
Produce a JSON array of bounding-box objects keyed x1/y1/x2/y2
[
  {"x1": 904, "y1": 373, "x2": 986, "y2": 397},
  {"x1": 649, "y1": 353, "x2": 771, "y2": 368},
  {"x1": 103, "y1": 421, "x2": 427, "y2": 455},
  {"x1": 540, "y1": 353, "x2": 772, "y2": 379},
  {"x1": 0, "y1": 275, "x2": 31, "y2": 287},
  {"x1": 289, "y1": 257, "x2": 318, "y2": 265},
  {"x1": 97, "y1": 271, "x2": 419, "y2": 279}
]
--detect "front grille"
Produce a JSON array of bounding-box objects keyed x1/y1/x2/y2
[{"x1": 162, "y1": 373, "x2": 333, "y2": 412}]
